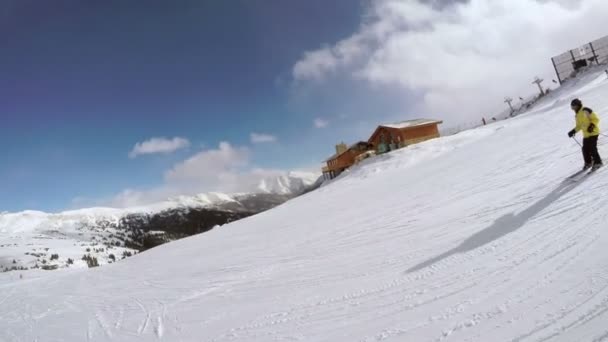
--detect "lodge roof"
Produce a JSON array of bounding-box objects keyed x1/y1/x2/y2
[{"x1": 379, "y1": 119, "x2": 443, "y2": 130}]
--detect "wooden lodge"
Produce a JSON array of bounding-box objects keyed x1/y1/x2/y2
[
  {"x1": 322, "y1": 141, "x2": 374, "y2": 180},
  {"x1": 368, "y1": 119, "x2": 443, "y2": 154},
  {"x1": 321, "y1": 118, "x2": 443, "y2": 180}
]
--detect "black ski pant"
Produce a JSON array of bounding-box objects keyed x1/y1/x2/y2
[{"x1": 582, "y1": 135, "x2": 603, "y2": 165}]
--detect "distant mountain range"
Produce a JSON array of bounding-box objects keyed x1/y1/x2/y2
[{"x1": 0, "y1": 172, "x2": 322, "y2": 273}]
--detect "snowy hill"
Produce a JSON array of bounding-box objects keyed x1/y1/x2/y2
[
  {"x1": 3, "y1": 71, "x2": 608, "y2": 341},
  {"x1": 0, "y1": 172, "x2": 320, "y2": 273}
]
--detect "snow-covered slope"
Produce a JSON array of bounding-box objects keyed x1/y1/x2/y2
[
  {"x1": 3, "y1": 70, "x2": 608, "y2": 341},
  {"x1": 0, "y1": 208, "x2": 136, "y2": 272},
  {"x1": 0, "y1": 172, "x2": 320, "y2": 272}
]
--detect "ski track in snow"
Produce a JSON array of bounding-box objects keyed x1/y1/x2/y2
[{"x1": 2, "y1": 70, "x2": 608, "y2": 341}]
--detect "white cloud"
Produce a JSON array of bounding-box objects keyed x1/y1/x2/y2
[
  {"x1": 314, "y1": 118, "x2": 329, "y2": 128},
  {"x1": 250, "y1": 132, "x2": 278, "y2": 144},
  {"x1": 293, "y1": 0, "x2": 608, "y2": 125},
  {"x1": 95, "y1": 142, "x2": 306, "y2": 208},
  {"x1": 294, "y1": 47, "x2": 342, "y2": 82},
  {"x1": 129, "y1": 137, "x2": 190, "y2": 158},
  {"x1": 164, "y1": 141, "x2": 250, "y2": 189},
  {"x1": 104, "y1": 188, "x2": 172, "y2": 208}
]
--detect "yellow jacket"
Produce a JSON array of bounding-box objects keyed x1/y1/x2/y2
[{"x1": 574, "y1": 107, "x2": 600, "y2": 138}]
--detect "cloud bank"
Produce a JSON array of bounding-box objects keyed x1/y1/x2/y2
[
  {"x1": 105, "y1": 142, "x2": 297, "y2": 208},
  {"x1": 293, "y1": 0, "x2": 608, "y2": 126}
]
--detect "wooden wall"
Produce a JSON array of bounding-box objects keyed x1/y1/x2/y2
[{"x1": 368, "y1": 124, "x2": 441, "y2": 154}]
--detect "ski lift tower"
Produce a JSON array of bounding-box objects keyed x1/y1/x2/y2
[
  {"x1": 532, "y1": 77, "x2": 545, "y2": 96},
  {"x1": 504, "y1": 97, "x2": 514, "y2": 115}
]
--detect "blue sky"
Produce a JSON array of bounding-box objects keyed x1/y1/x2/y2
[
  {"x1": 2, "y1": 0, "x2": 606, "y2": 212},
  {"x1": 0, "y1": 0, "x2": 370, "y2": 211}
]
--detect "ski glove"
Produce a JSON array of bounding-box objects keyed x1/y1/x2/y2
[
  {"x1": 588, "y1": 124, "x2": 596, "y2": 133},
  {"x1": 568, "y1": 129, "x2": 576, "y2": 138}
]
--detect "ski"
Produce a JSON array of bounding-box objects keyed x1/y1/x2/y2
[
  {"x1": 567, "y1": 165, "x2": 604, "y2": 182},
  {"x1": 564, "y1": 169, "x2": 588, "y2": 181},
  {"x1": 587, "y1": 165, "x2": 605, "y2": 175}
]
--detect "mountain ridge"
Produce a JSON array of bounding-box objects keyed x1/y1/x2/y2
[{"x1": 0, "y1": 172, "x2": 321, "y2": 272}]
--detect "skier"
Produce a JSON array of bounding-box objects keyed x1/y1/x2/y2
[{"x1": 568, "y1": 98, "x2": 603, "y2": 171}]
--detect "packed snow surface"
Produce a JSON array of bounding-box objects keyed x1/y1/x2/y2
[{"x1": 3, "y1": 70, "x2": 608, "y2": 341}]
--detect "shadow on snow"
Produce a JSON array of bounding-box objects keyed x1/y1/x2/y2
[{"x1": 407, "y1": 174, "x2": 590, "y2": 273}]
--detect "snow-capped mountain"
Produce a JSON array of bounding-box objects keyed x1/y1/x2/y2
[
  {"x1": 163, "y1": 171, "x2": 322, "y2": 207},
  {"x1": 3, "y1": 68, "x2": 608, "y2": 341},
  {"x1": 256, "y1": 171, "x2": 322, "y2": 195},
  {"x1": 0, "y1": 172, "x2": 321, "y2": 273}
]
